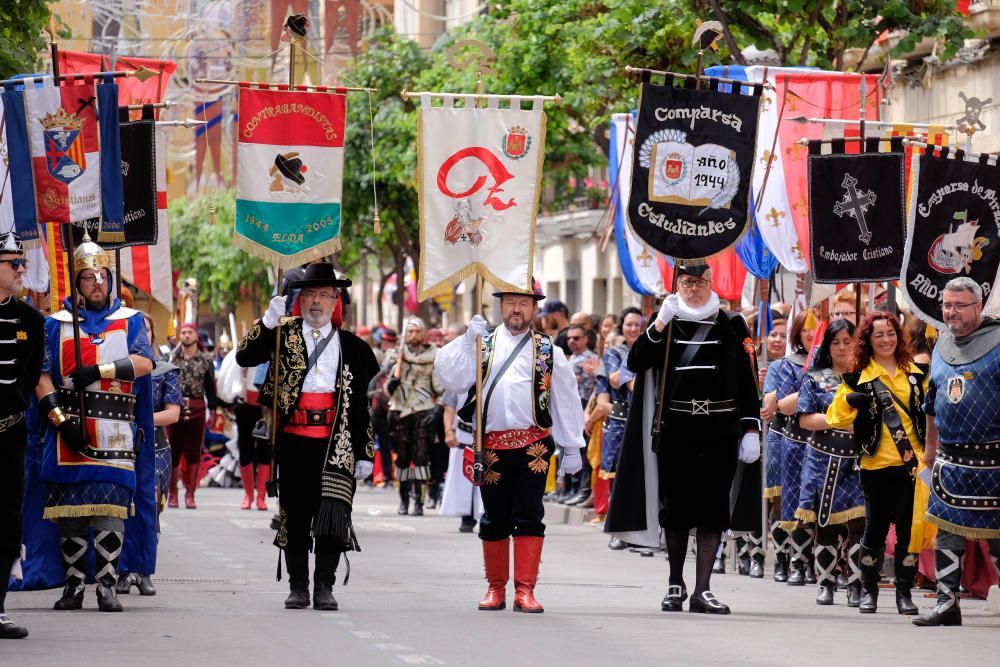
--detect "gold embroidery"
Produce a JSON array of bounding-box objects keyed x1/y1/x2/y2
[
  {"x1": 365, "y1": 423, "x2": 375, "y2": 459},
  {"x1": 526, "y1": 442, "x2": 549, "y2": 474},
  {"x1": 484, "y1": 449, "x2": 501, "y2": 485},
  {"x1": 275, "y1": 506, "x2": 289, "y2": 547},
  {"x1": 328, "y1": 365, "x2": 355, "y2": 471}
]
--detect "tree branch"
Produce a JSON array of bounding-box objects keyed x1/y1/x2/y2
[{"x1": 706, "y1": 0, "x2": 747, "y2": 65}]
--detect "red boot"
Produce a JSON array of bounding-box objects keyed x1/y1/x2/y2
[
  {"x1": 168, "y1": 467, "x2": 180, "y2": 508},
  {"x1": 479, "y1": 538, "x2": 509, "y2": 610},
  {"x1": 239, "y1": 465, "x2": 254, "y2": 510},
  {"x1": 184, "y1": 463, "x2": 199, "y2": 509},
  {"x1": 255, "y1": 464, "x2": 271, "y2": 511},
  {"x1": 512, "y1": 536, "x2": 544, "y2": 613}
]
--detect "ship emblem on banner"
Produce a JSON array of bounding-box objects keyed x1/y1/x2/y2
[
  {"x1": 417, "y1": 95, "x2": 546, "y2": 299},
  {"x1": 235, "y1": 85, "x2": 346, "y2": 268},
  {"x1": 807, "y1": 138, "x2": 906, "y2": 283},
  {"x1": 627, "y1": 73, "x2": 763, "y2": 259},
  {"x1": 901, "y1": 147, "x2": 1000, "y2": 328}
]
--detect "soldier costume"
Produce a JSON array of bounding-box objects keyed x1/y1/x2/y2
[
  {"x1": 915, "y1": 316, "x2": 1000, "y2": 627},
  {"x1": 235, "y1": 263, "x2": 378, "y2": 611},
  {"x1": 605, "y1": 264, "x2": 761, "y2": 615},
  {"x1": 0, "y1": 233, "x2": 45, "y2": 639},
  {"x1": 435, "y1": 287, "x2": 585, "y2": 614},
  {"x1": 20, "y1": 235, "x2": 155, "y2": 613}
]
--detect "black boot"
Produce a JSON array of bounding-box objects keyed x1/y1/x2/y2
[
  {"x1": 712, "y1": 543, "x2": 726, "y2": 574},
  {"x1": 846, "y1": 542, "x2": 863, "y2": 608},
  {"x1": 312, "y1": 552, "x2": 341, "y2": 611},
  {"x1": 397, "y1": 480, "x2": 410, "y2": 515},
  {"x1": 804, "y1": 528, "x2": 817, "y2": 585},
  {"x1": 411, "y1": 482, "x2": 425, "y2": 516},
  {"x1": 94, "y1": 530, "x2": 124, "y2": 612},
  {"x1": 53, "y1": 536, "x2": 87, "y2": 610},
  {"x1": 858, "y1": 544, "x2": 883, "y2": 614},
  {"x1": 894, "y1": 551, "x2": 920, "y2": 616},
  {"x1": 565, "y1": 465, "x2": 592, "y2": 506},
  {"x1": 284, "y1": 550, "x2": 310, "y2": 609},
  {"x1": 913, "y1": 545, "x2": 963, "y2": 627},
  {"x1": 115, "y1": 572, "x2": 133, "y2": 595},
  {"x1": 426, "y1": 482, "x2": 440, "y2": 510},
  {"x1": 771, "y1": 522, "x2": 790, "y2": 582},
  {"x1": 787, "y1": 528, "x2": 812, "y2": 586},
  {"x1": 136, "y1": 575, "x2": 156, "y2": 596},
  {"x1": 747, "y1": 532, "x2": 765, "y2": 578},
  {"x1": 736, "y1": 537, "x2": 751, "y2": 576},
  {"x1": 814, "y1": 545, "x2": 838, "y2": 606}
]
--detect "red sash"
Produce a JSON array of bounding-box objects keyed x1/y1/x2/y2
[{"x1": 284, "y1": 392, "x2": 336, "y2": 439}]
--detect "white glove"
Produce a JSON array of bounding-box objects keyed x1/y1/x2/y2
[
  {"x1": 738, "y1": 432, "x2": 761, "y2": 464},
  {"x1": 465, "y1": 314, "x2": 488, "y2": 340},
  {"x1": 656, "y1": 294, "x2": 679, "y2": 326},
  {"x1": 262, "y1": 295, "x2": 287, "y2": 329},
  {"x1": 354, "y1": 460, "x2": 374, "y2": 481},
  {"x1": 562, "y1": 447, "x2": 583, "y2": 474}
]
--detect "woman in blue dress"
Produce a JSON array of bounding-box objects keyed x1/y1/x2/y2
[
  {"x1": 796, "y1": 319, "x2": 866, "y2": 606},
  {"x1": 759, "y1": 318, "x2": 789, "y2": 580}
]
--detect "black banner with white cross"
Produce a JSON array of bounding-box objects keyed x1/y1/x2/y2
[
  {"x1": 807, "y1": 137, "x2": 906, "y2": 284},
  {"x1": 627, "y1": 73, "x2": 763, "y2": 259},
  {"x1": 901, "y1": 147, "x2": 1000, "y2": 328}
]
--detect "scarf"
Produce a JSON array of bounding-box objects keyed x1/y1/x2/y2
[{"x1": 676, "y1": 291, "x2": 721, "y2": 322}]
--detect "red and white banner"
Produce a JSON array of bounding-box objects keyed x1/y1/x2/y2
[{"x1": 417, "y1": 97, "x2": 546, "y2": 299}]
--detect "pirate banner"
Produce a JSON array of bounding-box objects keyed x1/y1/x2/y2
[
  {"x1": 627, "y1": 75, "x2": 763, "y2": 260},
  {"x1": 807, "y1": 138, "x2": 906, "y2": 283},
  {"x1": 23, "y1": 80, "x2": 124, "y2": 235},
  {"x1": 235, "y1": 85, "x2": 346, "y2": 268},
  {"x1": 65, "y1": 111, "x2": 158, "y2": 250},
  {"x1": 417, "y1": 96, "x2": 546, "y2": 299},
  {"x1": 901, "y1": 148, "x2": 1000, "y2": 328}
]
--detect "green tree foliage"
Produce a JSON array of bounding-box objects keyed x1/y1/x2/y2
[
  {"x1": 169, "y1": 188, "x2": 271, "y2": 314},
  {"x1": 0, "y1": 0, "x2": 55, "y2": 78}
]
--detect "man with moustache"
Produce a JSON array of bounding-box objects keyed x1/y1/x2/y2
[
  {"x1": 236, "y1": 262, "x2": 378, "y2": 611},
  {"x1": 914, "y1": 277, "x2": 1000, "y2": 627},
  {"x1": 167, "y1": 322, "x2": 218, "y2": 509},
  {"x1": 27, "y1": 234, "x2": 155, "y2": 613},
  {"x1": 435, "y1": 286, "x2": 585, "y2": 613},
  {"x1": 0, "y1": 233, "x2": 45, "y2": 638}
]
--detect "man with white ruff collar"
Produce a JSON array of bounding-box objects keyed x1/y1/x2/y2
[
  {"x1": 236, "y1": 262, "x2": 378, "y2": 611},
  {"x1": 605, "y1": 263, "x2": 761, "y2": 614},
  {"x1": 914, "y1": 277, "x2": 1000, "y2": 627}
]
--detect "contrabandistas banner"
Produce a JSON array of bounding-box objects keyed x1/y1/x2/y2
[
  {"x1": 627, "y1": 77, "x2": 762, "y2": 260},
  {"x1": 417, "y1": 98, "x2": 546, "y2": 299},
  {"x1": 235, "y1": 86, "x2": 346, "y2": 268},
  {"x1": 808, "y1": 138, "x2": 906, "y2": 283},
  {"x1": 902, "y1": 148, "x2": 1000, "y2": 328}
]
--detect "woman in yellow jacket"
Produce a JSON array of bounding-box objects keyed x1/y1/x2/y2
[{"x1": 827, "y1": 311, "x2": 927, "y2": 616}]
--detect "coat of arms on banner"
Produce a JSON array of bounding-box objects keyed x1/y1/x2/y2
[
  {"x1": 417, "y1": 100, "x2": 546, "y2": 299},
  {"x1": 901, "y1": 148, "x2": 1000, "y2": 328},
  {"x1": 627, "y1": 78, "x2": 763, "y2": 260},
  {"x1": 42, "y1": 108, "x2": 86, "y2": 184},
  {"x1": 807, "y1": 139, "x2": 906, "y2": 284}
]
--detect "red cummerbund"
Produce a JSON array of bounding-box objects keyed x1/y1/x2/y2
[
  {"x1": 485, "y1": 425, "x2": 549, "y2": 450},
  {"x1": 284, "y1": 392, "x2": 336, "y2": 439}
]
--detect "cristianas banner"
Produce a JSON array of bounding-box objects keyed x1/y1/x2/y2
[
  {"x1": 807, "y1": 138, "x2": 906, "y2": 283},
  {"x1": 627, "y1": 74, "x2": 763, "y2": 259},
  {"x1": 901, "y1": 147, "x2": 1000, "y2": 328},
  {"x1": 417, "y1": 96, "x2": 546, "y2": 299},
  {"x1": 235, "y1": 85, "x2": 346, "y2": 268}
]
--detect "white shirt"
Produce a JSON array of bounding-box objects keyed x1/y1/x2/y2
[
  {"x1": 301, "y1": 322, "x2": 341, "y2": 393},
  {"x1": 434, "y1": 325, "x2": 585, "y2": 449}
]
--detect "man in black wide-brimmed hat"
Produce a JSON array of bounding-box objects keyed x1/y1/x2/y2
[{"x1": 236, "y1": 261, "x2": 378, "y2": 611}]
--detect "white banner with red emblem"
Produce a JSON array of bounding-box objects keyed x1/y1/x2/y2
[{"x1": 417, "y1": 96, "x2": 546, "y2": 299}]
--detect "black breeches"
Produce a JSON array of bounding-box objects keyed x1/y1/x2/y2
[
  {"x1": 235, "y1": 402, "x2": 271, "y2": 466},
  {"x1": 478, "y1": 438, "x2": 554, "y2": 542},
  {"x1": 859, "y1": 465, "x2": 915, "y2": 553},
  {"x1": 0, "y1": 420, "x2": 27, "y2": 560},
  {"x1": 276, "y1": 433, "x2": 342, "y2": 554}
]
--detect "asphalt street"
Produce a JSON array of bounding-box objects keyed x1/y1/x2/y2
[{"x1": 6, "y1": 486, "x2": 999, "y2": 666}]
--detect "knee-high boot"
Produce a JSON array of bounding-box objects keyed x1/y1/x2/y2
[
  {"x1": 736, "y1": 537, "x2": 751, "y2": 575},
  {"x1": 858, "y1": 544, "x2": 883, "y2": 614},
  {"x1": 787, "y1": 527, "x2": 813, "y2": 586},
  {"x1": 313, "y1": 551, "x2": 341, "y2": 611},
  {"x1": 53, "y1": 536, "x2": 88, "y2": 610},
  {"x1": 397, "y1": 480, "x2": 410, "y2": 515},
  {"x1": 256, "y1": 464, "x2": 271, "y2": 511},
  {"x1": 814, "y1": 545, "x2": 838, "y2": 605},
  {"x1": 184, "y1": 462, "x2": 199, "y2": 509},
  {"x1": 239, "y1": 464, "x2": 254, "y2": 510},
  {"x1": 747, "y1": 532, "x2": 765, "y2": 578},
  {"x1": 913, "y1": 545, "x2": 963, "y2": 626},
  {"x1": 479, "y1": 538, "x2": 509, "y2": 610},
  {"x1": 845, "y1": 542, "x2": 863, "y2": 607},
  {"x1": 512, "y1": 536, "x2": 544, "y2": 613},
  {"x1": 772, "y1": 522, "x2": 789, "y2": 582},
  {"x1": 894, "y1": 550, "x2": 920, "y2": 615},
  {"x1": 94, "y1": 530, "x2": 124, "y2": 612},
  {"x1": 168, "y1": 466, "x2": 180, "y2": 508},
  {"x1": 284, "y1": 550, "x2": 310, "y2": 609}
]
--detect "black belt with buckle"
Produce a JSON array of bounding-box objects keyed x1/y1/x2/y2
[
  {"x1": 782, "y1": 417, "x2": 810, "y2": 444},
  {"x1": 290, "y1": 408, "x2": 336, "y2": 426},
  {"x1": 669, "y1": 398, "x2": 735, "y2": 415},
  {"x1": 57, "y1": 387, "x2": 136, "y2": 422},
  {"x1": 456, "y1": 421, "x2": 474, "y2": 434},
  {"x1": 807, "y1": 429, "x2": 857, "y2": 458}
]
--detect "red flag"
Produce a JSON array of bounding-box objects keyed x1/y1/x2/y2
[
  {"x1": 57, "y1": 50, "x2": 177, "y2": 118},
  {"x1": 655, "y1": 247, "x2": 747, "y2": 302}
]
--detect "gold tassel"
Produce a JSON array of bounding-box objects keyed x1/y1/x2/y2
[
  {"x1": 166, "y1": 165, "x2": 174, "y2": 185},
  {"x1": 925, "y1": 322, "x2": 938, "y2": 340},
  {"x1": 373, "y1": 213, "x2": 381, "y2": 235},
  {"x1": 804, "y1": 308, "x2": 818, "y2": 331}
]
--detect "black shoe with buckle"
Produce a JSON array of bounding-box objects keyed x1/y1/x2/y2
[
  {"x1": 689, "y1": 591, "x2": 731, "y2": 615},
  {"x1": 661, "y1": 584, "x2": 688, "y2": 612}
]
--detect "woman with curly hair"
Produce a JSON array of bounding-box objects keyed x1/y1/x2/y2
[{"x1": 828, "y1": 311, "x2": 928, "y2": 615}]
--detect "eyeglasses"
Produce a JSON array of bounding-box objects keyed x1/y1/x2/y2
[
  {"x1": 0, "y1": 258, "x2": 27, "y2": 270},
  {"x1": 678, "y1": 278, "x2": 710, "y2": 288},
  {"x1": 300, "y1": 291, "x2": 337, "y2": 301},
  {"x1": 942, "y1": 302, "x2": 978, "y2": 312},
  {"x1": 567, "y1": 335, "x2": 584, "y2": 341},
  {"x1": 833, "y1": 311, "x2": 856, "y2": 318},
  {"x1": 79, "y1": 273, "x2": 102, "y2": 285}
]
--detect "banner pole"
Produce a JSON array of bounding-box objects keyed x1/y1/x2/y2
[
  {"x1": 473, "y1": 274, "x2": 485, "y2": 485},
  {"x1": 650, "y1": 268, "x2": 678, "y2": 453}
]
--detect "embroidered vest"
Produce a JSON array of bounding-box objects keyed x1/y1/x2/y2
[{"x1": 478, "y1": 329, "x2": 554, "y2": 429}]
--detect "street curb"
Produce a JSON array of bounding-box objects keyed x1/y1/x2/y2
[{"x1": 544, "y1": 502, "x2": 599, "y2": 525}]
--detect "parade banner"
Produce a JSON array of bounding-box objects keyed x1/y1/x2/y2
[
  {"x1": 611, "y1": 112, "x2": 662, "y2": 296},
  {"x1": 57, "y1": 50, "x2": 177, "y2": 114},
  {"x1": 901, "y1": 148, "x2": 1000, "y2": 328},
  {"x1": 65, "y1": 115, "x2": 158, "y2": 249},
  {"x1": 417, "y1": 97, "x2": 546, "y2": 298},
  {"x1": 807, "y1": 138, "x2": 906, "y2": 283},
  {"x1": 1, "y1": 84, "x2": 41, "y2": 244},
  {"x1": 627, "y1": 76, "x2": 762, "y2": 259},
  {"x1": 24, "y1": 81, "x2": 124, "y2": 234},
  {"x1": 235, "y1": 85, "x2": 346, "y2": 268}
]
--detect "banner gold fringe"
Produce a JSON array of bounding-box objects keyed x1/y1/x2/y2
[
  {"x1": 926, "y1": 514, "x2": 1000, "y2": 541},
  {"x1": 232, "y1": 234, "x2": 342, "y2": 271},
  {"x1": 763, "y1": 485, "x2": 781, "y2": 500},
  {"x1": 43, "y1": 504, "x2": 128, "y2": 521}
]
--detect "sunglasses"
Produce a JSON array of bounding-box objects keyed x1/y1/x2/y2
[{"x1": 0, "y1": 258, "x2": 27, "y2": 270}]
